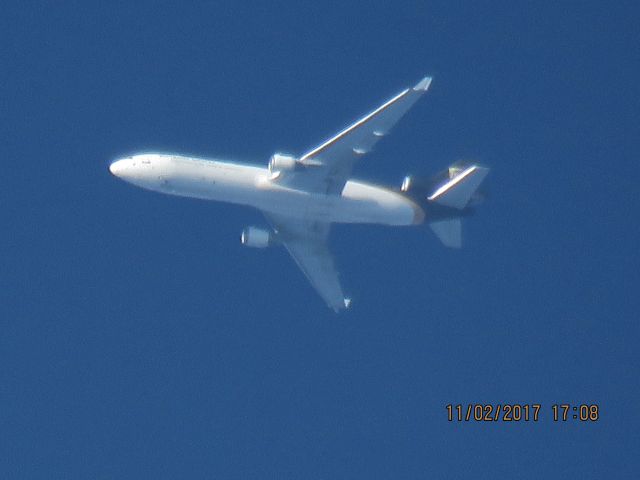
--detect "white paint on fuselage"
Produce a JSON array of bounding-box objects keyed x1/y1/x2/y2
[{"x1": 109, "y1": 153, "x2": 424, "y2": 226}]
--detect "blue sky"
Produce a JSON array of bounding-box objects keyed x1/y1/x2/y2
[{"x1": 1, "y1": 1, "x2": 638, "y2": 478}]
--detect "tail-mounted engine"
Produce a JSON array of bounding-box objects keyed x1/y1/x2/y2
[
  {"x1": 401, "y1": 162, "x2": 471, "y2": 194},
  {"x1": 240, "y1": 226, "x2": 272, "y2": 248}
]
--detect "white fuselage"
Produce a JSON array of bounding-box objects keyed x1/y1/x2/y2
[{"x1": 109, "y1": 154, "x2": 425, "y2": 226}]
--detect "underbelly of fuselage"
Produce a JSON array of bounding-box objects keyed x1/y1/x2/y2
[{"x1": 129, "y1": 155, "x2": 424, "y2": 226}]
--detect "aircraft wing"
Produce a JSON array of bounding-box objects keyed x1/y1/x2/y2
[
  {"x1": 283, "y1": 76, "x2": 432, "y2": 195},
  {"x1": 264, "y1": 213, "x2": 349, "y2": 312}
]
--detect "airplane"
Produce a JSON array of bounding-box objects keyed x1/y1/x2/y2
[{"x1": 109, "y1": 76, "x2": 489, "y2": 311}]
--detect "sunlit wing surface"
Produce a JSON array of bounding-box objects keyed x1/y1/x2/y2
[
  {"x1": 280, "y1": 76, "x2": 432, "y2": 195},
  {"x1": 259, "y1": 77, "x2": 432, "y2": 309},
  {"x1": 265, "y1": 212, "x2": 349, "y2": 312}
]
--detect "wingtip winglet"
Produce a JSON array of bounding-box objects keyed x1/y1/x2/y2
[{"x1": 413, "y1": 76, "x2": 432, "y2": 92}]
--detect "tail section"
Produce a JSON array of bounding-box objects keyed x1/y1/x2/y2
[
  {"x1": 429, "y1": 218, "x2": 462, "y2": 248},
  {"x1": 400, "y1": 162, "x2": 489, "y2": 248},
  {"x1": 427, "y1": 165, "x2": 490, "y2": 210}
]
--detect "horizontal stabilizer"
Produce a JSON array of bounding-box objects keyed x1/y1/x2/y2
[
  {"x1": 430, "y1": 219, "x2": 462, "y2": 248},
  {"x1": 428, "y1": 165, "x2": 489, "y2": 210}
]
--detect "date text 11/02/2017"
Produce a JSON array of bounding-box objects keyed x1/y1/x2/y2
[{"x1": 446, "y1": 404, "x2": 599, "y2": 422}]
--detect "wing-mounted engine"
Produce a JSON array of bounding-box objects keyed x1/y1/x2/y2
[
  {"x1": 240, "y1": 226, "x2": 272, "y2": 248},
  {"x1": 268, "y1": 153, "x2": 323, "y2": 180},
  {"x1": 268, "y1": 153, "x2": 300, "y2": 180}
]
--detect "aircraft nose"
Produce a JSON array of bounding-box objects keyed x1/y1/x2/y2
[{"x1": 109, "y1": 158, "x2": 128, "y2": 176}]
